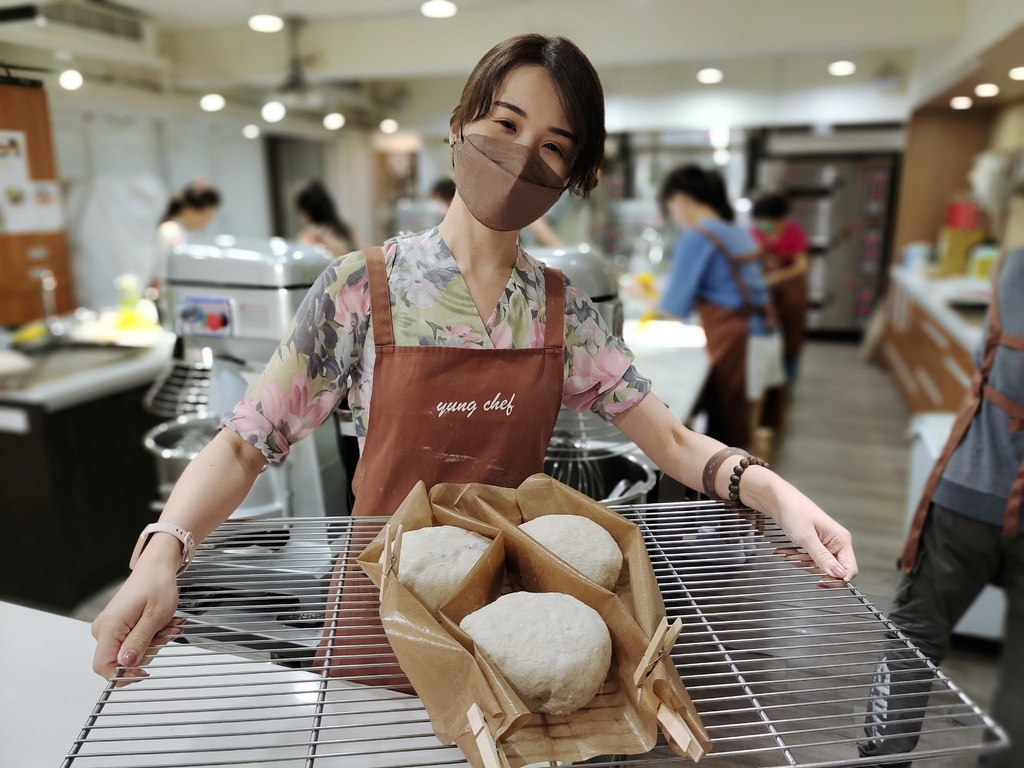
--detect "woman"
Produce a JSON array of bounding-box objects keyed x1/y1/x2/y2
[
  {"x1": 296, "y1": 179, "x2": 357, "y2": 256},
  {"x1": 752, "y1": 193, "x2": 810, "y2": 383},
  {"x1": 659, "y1": 166, "x2": 785, "y2": 452},
  {"x1": 150, "y1": 181, "x2": 220, "y2": 292},
  {"x1": 92, "y1": 34, "x2": 855, "y2": 682}
]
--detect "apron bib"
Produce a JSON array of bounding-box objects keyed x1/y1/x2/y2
[
  {"x1": 316, "y1": 245, "x2": 565, "y2": 685},
  {"x1": 901, "y1": 255, "x2": 1024, "y2": 571}
]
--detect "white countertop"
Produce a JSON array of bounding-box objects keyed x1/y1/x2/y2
[
  {"x1": 623, "y1": 319, "x2": 710, "y2": 422},
  {"x1": 890, "y1": 266, "x2": 988, "y2": 352},
  {"x1": 0, "y1": 602, "x2": 109, "y2": 768},
  {"x1": 0, "y1": 332, "x2": 174, "y2": 412}
]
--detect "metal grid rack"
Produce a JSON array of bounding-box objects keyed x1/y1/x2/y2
[{"x1": 62, "y1": 503, "x2": 1006, "y2": 767}]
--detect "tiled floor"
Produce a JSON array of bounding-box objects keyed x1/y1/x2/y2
[{"x1": 72, "y1": 339, "x2": 1003, "y2": 765}]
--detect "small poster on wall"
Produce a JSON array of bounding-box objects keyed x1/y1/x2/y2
[{"x1": 0, "y1": 129, "x2": 64, "y2": 233}]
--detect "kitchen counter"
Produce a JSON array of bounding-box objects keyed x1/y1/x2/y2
[
  {"x1": 0, "y1": 331, "x2": 175, "y2": 412},
  {"x1": 0, "y1": 602, "x2": 108, "y2": 768},
  {"x1": 622, "y1": 319, "x2": 709, "y2": 422},
  {"x1": 883, "y1": 267, "x2": 986, "y2": 413},
  {"x1": 889, "y1": 266, "x2": 988, "y2": 353}
]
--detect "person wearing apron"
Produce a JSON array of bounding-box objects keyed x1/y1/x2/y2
[
  {"x1": 658, "y1": 165, "x2": 783, "y2": 452},
  {"x1": 752, "y1": 193, "x2": 810, "y2": 385},
  {"x1": 860, "y1": 249, "x2": 1024, "y2": 768},
  {"x1": 91, "y1": 35, "x2": 859, "y2": 693}
]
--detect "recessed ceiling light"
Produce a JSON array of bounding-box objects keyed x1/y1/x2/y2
[
  {"x1": 200, "y1": 93, "x2": 226, "y2": 112},
  {"x1": 58, "y1": 69, "x2": 83, "y2": 90},
  {"x1": 379, "y1": 118, "x2": 399, "y2": 134},
  {"x1": 262, "y1": 101, "x2": 286, "y2": 122},
  {"x1": 420, "y1": 0, "x2": 457, "y2": 18},
  {"x1": 735, "y1": 197, "x2": 752, "y2": 213},
  {"x1": 323, "y1": 112, "x2": 346, "y2": 130},
  {"x1": 974, "y1": 83, "x2": 999, "y2": 97},
  {"x1": 828, "y1": 60, "x2": 857, "y2": 77},
  {"x1": 696, "y1": 67, "x2": 723, "y2": 85},
  {"x1": 248, "y1": 14, "x2": 284, "y2": 33},
  {"x1": 242, "y1": 124, "x2": 261, "y2": 139},
  {"x1": 950, "y1": 96, "x2": 973, "y2": 110},
  {"x1": 709, "y1": 125, "x2": 730, "y2": 149},
  {"x1": 713, "y1": 148, "x2": 730, "y2": 166},
  {"x1": 1009, "y1": 66, "x2": 1024, "y2": 80}
]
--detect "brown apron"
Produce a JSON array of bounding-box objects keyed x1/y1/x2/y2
[
  {"x1": 695, "y1": 228, "x2": 775, "y2": 449},
  {"x1": 900, "y1": 255, "x2": 1024, "y2": 572},
  {"x1": 769, "y1": 274, "x2": 808, "y2": 361},
  {"x1": 315, "y1": 245, "x2": 565, "y2": 686}
]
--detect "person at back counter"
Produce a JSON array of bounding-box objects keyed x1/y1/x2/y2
[{"x1": 91, "y1": 32, "x2": 857, "y2": 682}]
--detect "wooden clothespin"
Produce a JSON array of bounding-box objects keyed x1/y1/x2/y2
[
  {"x1": 380, "y1": 522, "x2": 404, "y2": 600},
  {"x1": 657, "y1": 702, "x2": 705, "y2": 762},
  {"x1": 633, "y1": 615, "x2": 683, "y2": 687},
  {"x1": 467, "y1": 703, "x2": 504, "y2": 768}
]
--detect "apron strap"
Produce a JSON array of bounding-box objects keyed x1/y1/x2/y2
[
  {"x1": 697, "y1": 227, "x2": 777, "y2": 330},
  {"x1": 998, "y1": 332, "x2": 1024, "y2": 352},
  {"x1": 1006, "y1": 465, "x2": 1024, "y2": 537},
  {"x1": 983, "y1": 384, "x2": 1024, "y2": 431},
  {"x1": 543, "y1": 266, "x2": 565, "y2": 350},
  {"x1": 364, "y1": 246, "x2": 394, "y2": 348}
]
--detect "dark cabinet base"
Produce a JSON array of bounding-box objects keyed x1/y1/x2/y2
[{"x1": 0, "y1": 384, "x2": 162, "y2": 612}]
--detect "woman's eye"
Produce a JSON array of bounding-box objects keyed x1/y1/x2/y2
[
  {"x1": 544, "y1": 142, "x2": 563, "y2": 156},
  {"x1": 497, "y1": 119, "x2": 515, "y2": 130}
]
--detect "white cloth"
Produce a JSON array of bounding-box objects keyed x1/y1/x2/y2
[{"x1": 747, "y1": 331, "x2": 786, "y2": 400}]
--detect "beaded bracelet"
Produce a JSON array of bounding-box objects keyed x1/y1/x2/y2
[{"x1": 728, "y1": 455, "x2": 769, "y2": 503}]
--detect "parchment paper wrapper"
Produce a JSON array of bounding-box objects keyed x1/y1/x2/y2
[{"x1": 358, "y1": 474, "x2": 712, "y2": 767}]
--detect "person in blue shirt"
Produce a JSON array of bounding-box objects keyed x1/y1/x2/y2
[{"x1": 659, "y1": 165, "x2": 784, "y2": 451}]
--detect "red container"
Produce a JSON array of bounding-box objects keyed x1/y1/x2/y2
[{"x1": 946, "y1": 199, "x2": 983, "y2": 230}]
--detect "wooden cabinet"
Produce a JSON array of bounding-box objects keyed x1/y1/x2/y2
[
  {"x1": 882, "y1": 280, "x2": 977, "y2": 413},
  {"x1": 0, "y1": 82, "x2": 75, "y2": 325}
]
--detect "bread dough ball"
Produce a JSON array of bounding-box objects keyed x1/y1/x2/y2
[
  {"x1": 394, "y1": 526, "x2": 490, "y2": 612},
  {"x1": 460, "y1": 592, "x2": 612, "y2": 715},
  {"x1": 519, "y1": 515, "x2": 623, "y2": 590}
]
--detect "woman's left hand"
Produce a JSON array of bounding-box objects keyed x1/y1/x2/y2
[{"x1": 766, "y1": 479, "x2": 857, "y2": 587}]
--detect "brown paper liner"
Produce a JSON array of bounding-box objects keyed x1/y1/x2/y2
[{"x1": 345, "y1": 475, "x2": 712, "y2": 767}]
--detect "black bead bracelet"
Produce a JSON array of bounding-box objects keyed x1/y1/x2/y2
[{"x1": 728, "y1": 455, "x2": 769, "y2": 503}]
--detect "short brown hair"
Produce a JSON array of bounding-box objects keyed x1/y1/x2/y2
[{"x1": 450, "y1": 34, "x2": 605, "y2": 197}]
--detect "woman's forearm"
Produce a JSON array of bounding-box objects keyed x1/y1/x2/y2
[{"x1": 153, "y1": 428, "x2": 267, "y2": 545}]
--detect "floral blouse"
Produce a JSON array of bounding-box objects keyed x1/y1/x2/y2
[{"x1": 225, "y1": 228, "x2": 651, "y2": 463}]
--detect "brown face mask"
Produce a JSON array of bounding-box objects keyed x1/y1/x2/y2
[{"x1": 452, "y1": 132, "x2": 566, "y2": 232}]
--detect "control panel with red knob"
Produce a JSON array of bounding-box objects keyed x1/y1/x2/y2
[{"x1": 177, "y1": 296, "x2": 235, "y2": 338}]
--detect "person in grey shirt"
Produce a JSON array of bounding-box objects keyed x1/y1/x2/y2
[{"x1": 860, "y1": 247, "x2": 1024, "y2": 768}]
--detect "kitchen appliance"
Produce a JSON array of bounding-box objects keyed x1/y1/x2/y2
[
  {"x1": 529, "y1": 245, "x2": 659, "y2": 503},
  {"x1": 143, "y1": 236, "x2": 346, "y2": 519},
  {"x1": 61, "y1": 502, "x2": 1005, "y2": 767},
  {"x1": 756, "y1": 154, "x2": 898, "y2": 334}
]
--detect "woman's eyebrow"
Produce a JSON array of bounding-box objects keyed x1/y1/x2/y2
[{"x1": 492, "y1": 99, "x2": 577, "y2": 143}]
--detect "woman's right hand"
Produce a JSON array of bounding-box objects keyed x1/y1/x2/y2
[{"x1": 91, "y1": 535, "x2": 184, "y2": 683}]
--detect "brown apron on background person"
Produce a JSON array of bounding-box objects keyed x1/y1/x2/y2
[
  {"x1": 901, "y1": 254, "x2": 1024, "y2": 572},
  {"x1": 768, "y1": 270, "x2": 808, "y2": 363},
  {"x1": 314, "y1": 246, "x2": 565, "y2": 687},
  {"x1": 695, "y1": 228, "x2": 775, "y2": 450}
]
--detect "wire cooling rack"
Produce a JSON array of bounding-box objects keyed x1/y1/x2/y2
[{"x1": 61, "y1": 502, "x2": 1007, "y2": 767}]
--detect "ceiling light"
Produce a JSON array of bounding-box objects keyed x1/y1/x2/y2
[
  {"x1": 248, "y1": 14, "x2": 284, "y2": 32},
  {"x1": 323, "y1": 112, "x2": 346, "y2": 130},
  {"x1": 262, "y1": 101, "x2": 286, "y2": 122},
  {"x1": 950, "y1": 96, "x2": 973, "y2": 110},
  {"x1": 420, "y1": 0, "x2": 457, "y2": 18},
  {"x1": 200, "y1": 93, "x2": 226, "y2": 112},
  {"x1": 242, "y1": 124, "x2": 261, "y2": 139},
  {"x1": 974, "y1": 83, "x2": 999, "y2": 97},
  {"x1": 58, "y1": 69, "x2": 83, "y2": 90},
  {"x1": 828, "y1": 60, "x2": 857, "y2": 77},
  {"x1": 696, "y1": 67, "x2": 723, "y2": 85},
  {"x1": 735, "y1": 197, "x2": 752, "y2": 214},
  {"x1": 709, "y1": 125, "x2": 730, "y2": 149},
  {"x1": 1009, "y1": 66, "x2": 1024, "y2": 80},
  {"x1": 379, "y1": 118, "x2": 399, "y2": 134},
  {"x1": 713, "y1": 148, "x2": 730, "y2": 166}
]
